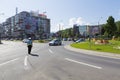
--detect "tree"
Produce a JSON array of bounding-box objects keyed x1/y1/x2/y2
[
  {"x1": 68, "y1": 28, "x2": 73, "y2": 38},
  {"x1": 59, "y1": 28, "x2": 74, "y2": 38},
  {"x1": 115, "y1": 21, "x2": 120, "y2": 37},
  {"x1": 103, "y1": 16, "x2": 117, "y2": 38}
]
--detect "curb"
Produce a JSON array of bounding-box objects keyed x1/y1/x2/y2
[{"x1": 64, "y1": 45, "x2": 120, "y2": 59}]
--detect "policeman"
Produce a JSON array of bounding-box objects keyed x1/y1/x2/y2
[{"x1": 27, "y1": 37, "x2": 33, "y2": 54}]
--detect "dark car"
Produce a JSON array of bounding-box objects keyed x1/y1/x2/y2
[{"x1": 49, "y1": 39, "x2": 62, "y2": 46}]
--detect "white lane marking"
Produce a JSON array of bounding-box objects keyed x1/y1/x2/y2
[
  {"x1": 49, "y1": 49, "x2": 54, "y2": 54},
  {"x1": 24, "y1": 56, "x2": 28, "y2": 66},
  {"x1": 24, "y1": 56, "x2": 30, "y2": 70},
  {"x1": 65, "y1": 58, "x2": 102, "y2": 69},
  {"x1": 0, "y1": 58, "x2": 19, "y2": 66}
]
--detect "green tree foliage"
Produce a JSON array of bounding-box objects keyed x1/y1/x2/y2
[
  {"x1": 68, "y1": 28, "x2": 73, "y2": 38},
  {"x1": 61, "y1": 28, "x2": 74, "y2": 38},
  {"x1": 61, "y1": 27, "x2": 81, "y2": 40},
  {"x1": 103, "y1": 16, "x2": 117, "y2": 38}
]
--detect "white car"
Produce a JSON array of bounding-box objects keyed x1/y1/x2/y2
[
  {"x1": 49, "y1": 39, "x2": 62, "y2": 46},
  {"x1": 76, "y1": 38, "x2": 85, "y2": 43},
  {"x1": 22, "y1": 39, "x2": 29, "y2": 43}
]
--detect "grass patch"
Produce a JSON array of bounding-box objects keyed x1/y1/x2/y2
[
  {"x1": 71, "y1": 40, "x2": 120, "y2": 54},
  {"x1": 33, "y1": 40, "x2": 49, "y2": 43}
]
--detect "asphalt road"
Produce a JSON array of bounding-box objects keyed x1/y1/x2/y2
[{"x1": 0, "y1": 41, "x2": 120, "y2": 80}]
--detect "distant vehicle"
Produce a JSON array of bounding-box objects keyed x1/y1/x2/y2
[
  {"x1": 75, "y1": 38, "x2": 85, "y2": 43},
  {"x1": 67, "y1": 38, "x2": 72, "y2": 41},
  {"x1": 49, "y1": 39, "x2": 62, "y2": 46},
  {"x1": 63, "y1": 38, "x2": 67, "y2": 41},
  {"x1": 10, "y1": 39, "x2": 14, "y2": 41},
  {"x1": 22, "y1": 39, "x2": 29, "y2": 43}
]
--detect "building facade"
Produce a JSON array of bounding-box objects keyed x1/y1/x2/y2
[
  {"x1": 73, "y1": 24, "x2": 101, "y2": 38},
  {"x1": 1, "y1": 11, "x2": 50, "y2": 39}
]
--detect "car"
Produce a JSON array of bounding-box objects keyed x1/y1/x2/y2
[
  {"x1": 63, "y1": 38, "x2": 67, "y2": 41},
  {"x1": 75, "y1": 38, "x2": 85, "y2": 43},
  {"x1": 22, "y1": 39, "x2": 29, "y2": 43},
  {"x1": 49, "y1": 39, "x2": 62, "y2": 46},
  {"x1": 67, "y1": 38, "x2": 72, "y2": 41}
]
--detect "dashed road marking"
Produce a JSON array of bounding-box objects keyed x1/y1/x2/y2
[
  {"x1": 0, "y1": 58, "x2": 19, "y2": 66},
  {"x1": 24, "y1": 55, "x2": 31, "y2": 70},
  {"x1": 49, "y1": 49, "x2": 54, "y2": 54},
  {"x1": 65, "y1": 58, "x2": 102, "y2": 69},
  {"x1": 24, "y1": 56, "x2": 28, "y2": 66}
]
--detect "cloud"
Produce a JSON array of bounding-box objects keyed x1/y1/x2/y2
[
  {"x1": 51, "y1": 17, "x2": 90, "y2": 32},
  {"x1": 69, "y1": 18, "x2": 76, "y2": 26},
  {"x1": 76, "y1": 17, "x2": 85, "y2": 25},
  {"x1": 68, "y1": 17, "x2": 89, "y2": 26}
]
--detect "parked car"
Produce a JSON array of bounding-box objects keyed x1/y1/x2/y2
[
  {"x1": 49, "y1": 39, "x2": 62, "y2": 46},
  {"x1": 75, "y1": 38, "x2": 85, "y2": 43}
]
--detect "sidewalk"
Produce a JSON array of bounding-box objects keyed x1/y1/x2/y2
[{"x1": 64, "y1": 45, "x2": 120, "y2": 59}]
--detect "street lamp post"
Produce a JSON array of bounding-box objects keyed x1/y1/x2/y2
[
  {"x1": 88, "y1": 25, "x2": 92, "y2": 49},
  {"x1": 0, "y1": 23, "x2": 4, "y2": 44},
  {"x1": 98, "y1": 17, "x2": 102, "y2": 38},
  {"x1": 0, "y1": 25, "x2": 2, "y2": 44},
  {"x1": 0, "y1": 13, "x2": 4, "y2": 44},
  {"x1": 59, "y1": 23, "x2": 61, "y2": 40},
  {"x1": 58, "y1": 20, "x2": 63, "y2": 40}
]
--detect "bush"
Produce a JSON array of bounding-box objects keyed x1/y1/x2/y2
[
  {"x1": 38, "y1": 40, "x2": 45, "y2": 43},
  {"x1": 116, "y1": 37, "x2": 120, "y2": 41}
]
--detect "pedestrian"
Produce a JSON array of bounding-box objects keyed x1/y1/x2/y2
[{"x1": 27, "y1": 37, "x2": 33, "y2": 54}]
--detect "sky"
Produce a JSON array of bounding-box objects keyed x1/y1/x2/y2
[{"x1": 0, "y1": 0, "x2": 120, "y2": 32}]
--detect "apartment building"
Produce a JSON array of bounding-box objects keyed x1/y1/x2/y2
[{"x1": 1, "y1": 11, "x2": 50, "y2": 39}]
